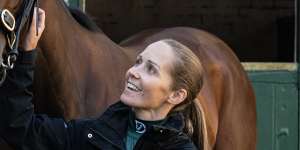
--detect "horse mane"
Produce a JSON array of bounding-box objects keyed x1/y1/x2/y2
[{"x1": 67, "y1": 7, "x2": 102, "y2": 32}]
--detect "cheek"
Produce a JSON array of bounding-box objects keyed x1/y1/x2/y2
[{"x1": 143, "y1": 78, "x2": 171, "y2": 101}]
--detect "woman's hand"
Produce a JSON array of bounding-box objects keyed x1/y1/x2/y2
[{"x1": 22, "y1": 7, "x2": 45, "y2": 51}]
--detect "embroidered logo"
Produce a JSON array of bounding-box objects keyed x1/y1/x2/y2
[{"x1": 135, "y1": 120, "x2": 146, "y2": 134}]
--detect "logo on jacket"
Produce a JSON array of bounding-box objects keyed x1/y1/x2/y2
[{"x1": 135, "y1": 120, "x2": 146, "y2": 134}]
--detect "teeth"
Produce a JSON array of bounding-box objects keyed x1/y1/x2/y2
[{"x1": 127, "y1": 82, "x2": 141, "y2": 92}]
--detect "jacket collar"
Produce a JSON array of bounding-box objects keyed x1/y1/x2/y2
[
  {"x1": 162, "y1": 112, "x2": 185, "y2": 131},
  {"x1": 87, "y1": 101, "x2": 186, "y2": 149},
  {"x1": 99, "y1": 101, "x2": 131, "y2": 136},
  {"x1": 90, "y1": 101, "x2": 186, "y2": 135},
  {"x1": 88, "y1": 101, "x2": 130, "y2": 149}
]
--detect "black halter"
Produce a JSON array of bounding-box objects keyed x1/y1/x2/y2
[{"x1": 0, "y1": 0, "x2": 38, "y2": 85}]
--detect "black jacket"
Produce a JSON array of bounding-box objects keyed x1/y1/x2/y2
[{"x1": 0, "y1": 50, "x2": 197, "y2": 150}]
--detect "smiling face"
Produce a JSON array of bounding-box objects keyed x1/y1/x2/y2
[{"x1": 120, "y1": 41, "x2": 176, "y2": 111}]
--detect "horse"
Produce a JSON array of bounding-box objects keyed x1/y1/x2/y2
[{"x1": 0, "y1": 0, "x2": 257, "y2": 149}]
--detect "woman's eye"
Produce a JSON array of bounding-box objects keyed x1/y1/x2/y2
[
  {"x1": 147, "y1": 64, "x2": 157, "y2": 74},
  {"x1": 135, "y1": 58, "x2": 142, "y2": 65}
]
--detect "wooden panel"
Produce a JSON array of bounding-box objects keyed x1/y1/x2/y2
[
  {"x1": 275, "y1": 84, "x2": 298, "y2": 150},
  {"x1": 252, "y1": 83, "x2": 275, "y2": 150},
  {"x1": 242, "y1": 63, "x2": 297, "y2": 71},
  {"x1": 248, "y1": 71, "x2": 298, "y2": 150}
]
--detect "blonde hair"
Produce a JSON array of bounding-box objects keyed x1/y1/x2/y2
[{"x1": 162, "y1": 39, "x2": 209, "y2": 150}]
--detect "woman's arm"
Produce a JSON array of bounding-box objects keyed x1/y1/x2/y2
[
  {"x1": 0, "y1": 50, "x2": 70, "y2": 150},
  {"x1": 0, "y1": 8, "x2": 70, "y2": 150}
]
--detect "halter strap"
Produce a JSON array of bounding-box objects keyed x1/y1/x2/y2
[{"x1": 10, "y1": 0, "x2": 38, "y2": 59}]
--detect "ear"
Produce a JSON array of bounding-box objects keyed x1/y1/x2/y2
[{"x1": 167, "y1": 88, "x2": 187, "y2": 105}]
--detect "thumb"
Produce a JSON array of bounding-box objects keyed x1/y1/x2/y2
[
  {"x1": 37, "y1": 8, "x2": 46, "y2": 35},
  {"x1": 30, "y1": 7, "x2": 37, "y2": 31}
]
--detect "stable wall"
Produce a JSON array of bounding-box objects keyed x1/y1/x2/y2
[{"x1": 85, "y1": 0, "x2": 294, "y2": 62}]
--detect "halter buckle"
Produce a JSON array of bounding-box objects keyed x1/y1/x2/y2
[{"x1": 1, "y1": 9, "x2": 15, "y2": 32}]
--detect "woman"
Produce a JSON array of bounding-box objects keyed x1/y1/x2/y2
[{"x1": 0, "y1": 7, "x2": 208, "y2": 150}]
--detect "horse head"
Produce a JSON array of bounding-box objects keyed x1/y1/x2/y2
[{"x1": 0, "y1": 0, "x2": 37, "y2": 85}]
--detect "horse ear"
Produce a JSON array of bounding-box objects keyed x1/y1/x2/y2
[{"x1": 167, "y1": 89, "x2": 187, "y2": 105}]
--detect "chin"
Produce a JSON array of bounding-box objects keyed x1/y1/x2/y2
[
  {"x1": 120, "y1": 93, "x2": 140, "y2": 108},
  {"x1": 120, "y1": 93, "x2": 134, "y2": 106}
]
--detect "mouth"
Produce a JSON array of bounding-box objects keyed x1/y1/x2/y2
[{"x1": 126, "y1": 81, "x2": 142, "y2": 92}]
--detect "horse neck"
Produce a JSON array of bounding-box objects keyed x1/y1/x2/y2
[
  {"x1": 35, "y1": 0, "x2": 131, "y2": 118},
  {"x1": 38, "y1": 0, "x2": 129, "y2": 78},
  {"x1": 39, "y1": 0, "x2": 111, "y2": 55}
]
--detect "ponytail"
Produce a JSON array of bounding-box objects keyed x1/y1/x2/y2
[
  {"x1": 161, "y1": 39, "x2": 208, "y2": 149},
  {"x1": 182, "y1": 99, "x2": 209, "y2": 150}
]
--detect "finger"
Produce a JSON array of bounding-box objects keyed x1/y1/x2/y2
[
  {"x1": 37, "y1": 8, "x2": 45, "y2": 27},
  {"x1": 38, "y1": 8, "x2": 45, "y2": 16},
  {"x1": 37, "y1": 9, "x2": 45, "y2": 35},
  {"x1": 31, "y1": 7, "x2": 38, "y2": 28}
]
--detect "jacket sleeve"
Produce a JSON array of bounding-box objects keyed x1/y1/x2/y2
[{"x1": 0, "y1": 50, "x2": 70, "y2": 150}]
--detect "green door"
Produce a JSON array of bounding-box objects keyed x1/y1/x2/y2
[{"x1": 244, "y1": 64, "x2": 298, "y2": 150}]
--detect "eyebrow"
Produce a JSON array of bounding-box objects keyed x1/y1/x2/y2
[
  {"x1": 148, "y1": 60, "x2": 160, "y2": 69},
  {"x1": 137, "y1": 55, "x2": 160, "y2": 69}
]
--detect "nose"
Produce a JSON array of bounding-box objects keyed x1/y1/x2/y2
[{"x1": 128, "y1": 66, "x2": 141, "y2": 79}]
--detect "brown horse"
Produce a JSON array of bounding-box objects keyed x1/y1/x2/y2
[{"x1": 0, "y1": 0, "x2": 256, "y2": 149}]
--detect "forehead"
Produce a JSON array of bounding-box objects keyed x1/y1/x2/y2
[{"x1": 140, "y1": 41, "x2": 175, "y2": 68}]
